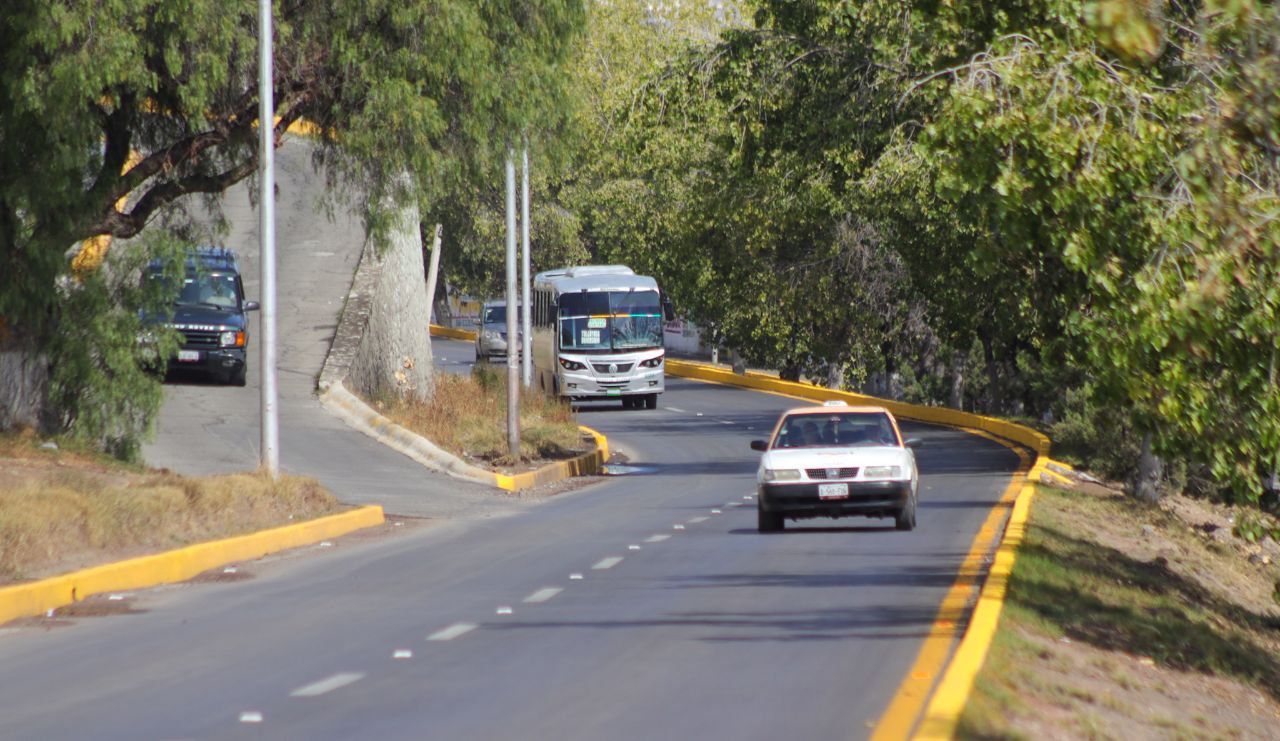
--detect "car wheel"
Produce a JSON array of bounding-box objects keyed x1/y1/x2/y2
[
  {"x1": 895, "y1": 493, "x2": 917, "y2": 531},
  {"x1": 644, "y1": 393, "x2": 658, "y2": 410},
  {"x1": 757, "y1": 506, "x2": 784, "y2": 533}
]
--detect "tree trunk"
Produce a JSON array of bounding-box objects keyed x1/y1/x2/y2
[
  {"x1": 423, "y1": 223, "x2": 443, "y2": 327},
  {"x1": 731, "y1": 349, "x2": 747, "y2": 375},
  {"x1": 779, "y1": 360, "x2": 801, "y2": 382},
  {"x1": 0, "y1": 337, "x2": 48, "y2": 433},
  {"x1": 948, "y1": 356, "x2": 965, "y2": 410},
  {"x1": 1133, "y1": 430, "x2": 1163, "y2": 503}
]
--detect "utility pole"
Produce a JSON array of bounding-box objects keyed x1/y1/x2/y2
[
  {"x1": 520, "y1": 141, "x2": 532, "y2": 388},
  {"x1": 257, "y1": 0, "x2": 279, "y2": 477},
  {"x1": 424, "y1": 224, "x2": 443, "y2": 326},
  {"x1": 505, "y1": 150, "x2": 520, "y2": 458}
]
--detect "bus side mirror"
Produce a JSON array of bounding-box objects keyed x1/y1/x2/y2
[{"x1": 662, "y1": 296, "x2": 675, "y2": 322}]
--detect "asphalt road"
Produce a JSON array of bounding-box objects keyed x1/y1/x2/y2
[
  {"x1": 0, "y1": 142, "x2": 1022, "y2": 739},
  {"x1": 140, "y1": 140, "x2": 505, "y2": 519}
]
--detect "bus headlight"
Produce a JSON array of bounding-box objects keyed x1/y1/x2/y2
[
  {"x1": 558, "y1": 358, "x2": 586, "y2": 371},
  {"x1": 639, "y1": 355, "x2": 664, "y2": 368}
]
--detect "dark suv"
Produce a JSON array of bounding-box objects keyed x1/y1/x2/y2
[{"x1": 149, "y1": 247, "x2": 259, "y2": 386}]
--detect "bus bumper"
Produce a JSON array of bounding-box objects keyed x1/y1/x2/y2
[{"x1": 560, "y1": 369, "x2": 664, "y2": 399}]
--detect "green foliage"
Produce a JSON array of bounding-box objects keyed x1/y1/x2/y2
[
  {"x1": 1232, "y1": 512, "x2": 1280, "y2": 545},
  {"x1": 45, "y1": 234, "x2": 185, "y2": 460},
  {"x1": 0, "y1": 0, "x2": 584, "y2": 454}
]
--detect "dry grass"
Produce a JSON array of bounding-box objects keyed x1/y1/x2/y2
[
  {"x1": 0, "y1": 432, "x2": 339, "y2": 584},
  {"x1": 958, "y1": 483, "x2": 1280, "y2": 739},
  {"x1": 375, "y1": 366, "x2": 585, "y2": 468}
]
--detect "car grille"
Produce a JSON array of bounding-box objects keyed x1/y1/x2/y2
[
  {"x1": 181, "y1": 329, "x2": 220, "y2": 348},
  {"x1": 806, "y1": 467, "x2": 859, "y2": 480},
  {"x1": 591, "y1": 362, "x2": 634, "y2": 374}
]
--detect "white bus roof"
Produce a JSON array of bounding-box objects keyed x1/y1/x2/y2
[{"x1": 534, "y1": 265, "x2": 658, "y2": 294}]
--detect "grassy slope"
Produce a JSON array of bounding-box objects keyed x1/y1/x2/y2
[
  {"x1": 958, "y1": 484, "x2": 1280, "y2": 739},
  {"x1": 374, "y1": 365, "x2": 585, "y2": 468},
  {"x1": 0, "y1": 433, "x2": 340, "y2": 584}
]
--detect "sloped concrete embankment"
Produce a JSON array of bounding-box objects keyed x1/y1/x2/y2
[{"x1": 320, "y1": 214, "x2": 606, "y2": 491}]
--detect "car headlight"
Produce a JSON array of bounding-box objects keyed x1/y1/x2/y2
[
  {"x1": 639, "y1": 355, "x2": 664, "y2": 368},
  {"x1": 483, "y1": 329, "x2": 503, "y2": 340},
  {"x1": 559, "y1": 358, "x2": 586, "y2": 371},
  {"x1": 220, "y1": 330, "x2": 246, "y2": 348},
  {"x1": 863, "y1": 465, "x2": 902, "y2": 479},
  {"x1": 763, "y1": 469, "x2": 801, "y2": 481}
]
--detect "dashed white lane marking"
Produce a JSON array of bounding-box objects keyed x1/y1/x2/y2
[
  {"x1": 393, "y1": 649, "x2": 413, "y2": 659},
  {"x1": 428, "y1": 622, "x2": 478, "y2": 642},
  {"x1": 239, "y1": 711, "x2": 264, "y2": 724},
  {"x1": 673, "y1": 524, "x2": 686, "y2": 530},
  {"x1": 743, "y1": 495, "x2": 754, "y2": 500},
  {"x1": 711, "y1": 509, "x2": 722, "y2": 514},
  {"x1": 592, "y1": 556, "x2": 624, "y2": 570},
  {"x1": 644, "y1": 534, "x2": 671, "y2": 543},
  {"x1": 523, "y1": 587, "x2": 563, "y2": 604},
  {"x1": 664, "y1": 407, "x2": 687, "y2": 413},
  {"x1": 718, "y1": 420, "x2": 734, "y2": 425},
  {"x1": 570, "y1": 573, "x2": 584, "y2": 580},
  {"x1": 290, "y1": 672, "x2": 365, "y2": 698},
  {"x1": 696, "y1": 412, "x2": 704, "y2": 417},
  {"x1": 628, "y1": 544, "x2": 641, "y2": 550},
  {"x1": 496, "y1": 606, "x2": 513, "y2": 615},
  {"x1": 726, "y1": 501, "x2": 743, "y2": 507},
  {"x1": 688, "y1": 516, "x2": 709, "y2": 524}
]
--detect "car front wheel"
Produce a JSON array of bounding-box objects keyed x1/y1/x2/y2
[
  {"x1": 895, "y1": 492, "x2": 917, "y2": 531},
  {"x1": 757, "y1": 507, "x2": 784, "y2": 533}
]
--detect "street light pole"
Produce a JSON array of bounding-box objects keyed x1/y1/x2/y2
[
  {"x1": 505, "y1": 150, "x2": 520, "y2": 458},
  {"x1": 257, "y1": 0, "x2": 279, "y2": 477},
  {"x1": 520, "y1": 141, "x2": 532, "y2": 388}
]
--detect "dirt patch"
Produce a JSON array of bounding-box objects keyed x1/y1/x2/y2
[{"x1": 960, "y1": 478, "x2": 1280, "y2": 739}]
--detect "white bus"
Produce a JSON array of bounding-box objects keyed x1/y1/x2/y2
[{"x1": 531, "y1": 265, "x2": 674, "y2": 409}]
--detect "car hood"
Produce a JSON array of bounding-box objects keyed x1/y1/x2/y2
[{"x1": 761, "y1": 446, "x2": 913, "y2": 470}]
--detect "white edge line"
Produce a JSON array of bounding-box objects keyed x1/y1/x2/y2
[
  {"x1": 592, "y1": 556, "x2": 624, "y2": 570},
  {"x1": 644, "y1": 534, "x2": 671, "y2": 543}
]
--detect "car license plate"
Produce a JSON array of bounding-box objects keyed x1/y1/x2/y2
[
  {"x1": 605, "y1": 389, "x2": 621, "y2": 396},
  {"x1": 818, "y1": 483, "x2": 849, "y2": 500},
  {"x1": 177, "y1": 350, "x2": 201, "y2": 363}
]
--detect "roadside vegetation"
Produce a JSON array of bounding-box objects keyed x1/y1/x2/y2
[
  {"x1": 0, "y1": 431, "x2": 339, "y2": 584},
  {"x1": 959, "y1": 481, "x2": 1280, "y2": 738},
  {"x1": 370, "y1": 365, "x2": 586, "y2": 469}
]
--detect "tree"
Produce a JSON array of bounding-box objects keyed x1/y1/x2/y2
[{"x1": 0, "y1": 0, "x2": 583, "y2": 455}]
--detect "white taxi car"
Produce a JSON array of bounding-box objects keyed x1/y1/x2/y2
[{"x1": 750, "y1": 401, "x2": 920, "y2": 532}]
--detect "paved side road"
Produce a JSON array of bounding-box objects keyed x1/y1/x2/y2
[{"x1": 140, "y1": 139, "x2": 507, "y2": 519}]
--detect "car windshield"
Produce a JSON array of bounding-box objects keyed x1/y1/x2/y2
[
  {"x1": 483, "y1": 306, "x2": 507, "y2": 324},
  {"x1": 772, "y1": 411, "x2": 899, "y2": 449},
  {"x1": 558, "y1": 290, "x2": 662, "y2": 352},
  {"x1": 175, "y1": 272, "x2": 239, "y2": 308}
]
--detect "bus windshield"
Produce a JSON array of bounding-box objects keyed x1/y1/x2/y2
[{"x1": 559, "y1": 290, "x2": 663, "y2": 352}]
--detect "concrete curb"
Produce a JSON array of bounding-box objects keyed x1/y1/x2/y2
[
  {"x1": 320, "y1": 379, "x2": 497, "y2": 486},
  {"x1": 661, "y1": 357, "x2": 1050, "y2": 739},
  {"x1": 0, "y1": 505, "x2": 384, "y2": 626},
  {"x1": 320, "y1": 326, "x2": 607, "y2": 491}
]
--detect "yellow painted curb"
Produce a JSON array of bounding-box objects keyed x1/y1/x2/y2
[
  {"x1": 663, "y1": 357, "x2": 1050, "y2": 739},
  {"x1": 0, "y1": 505, "x2": 384, "y2": 626},
  {"x1": 494, "y1": 425, "x2": 609, "y2": 491},
  {"x1": 429, "y1": 324, "x2": 477, "y2": 341}
]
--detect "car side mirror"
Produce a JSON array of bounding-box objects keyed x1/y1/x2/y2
[
  {"x1": 662, "y1": 296, "x2": 676, "y2": 322},
  {"x1": 243, "y1": 300, "x2": 260, "y2": 311},
  {"x1": 904, "y1": 438, "x2": 923, "y2": 449},
  {"x1": 750, "y1": 440, "x2": 768, "y2": 452}
]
